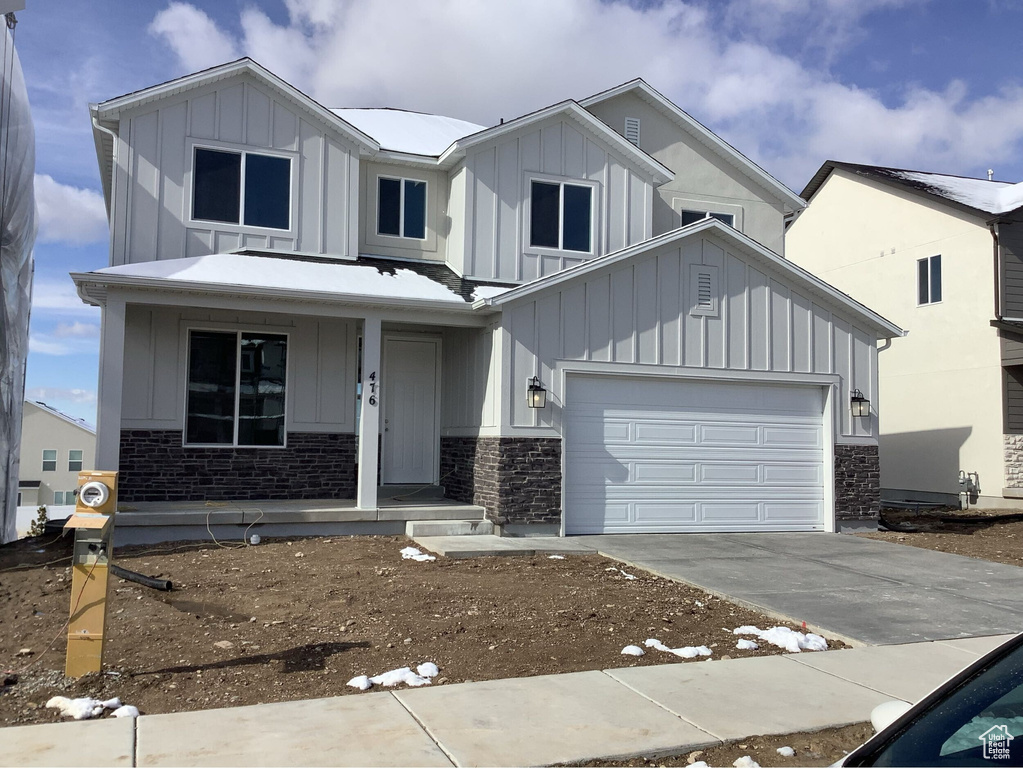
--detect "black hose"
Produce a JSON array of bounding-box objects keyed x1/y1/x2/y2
[{"x1": 111, "y1": 563, "x2": 173, "y2": 591}]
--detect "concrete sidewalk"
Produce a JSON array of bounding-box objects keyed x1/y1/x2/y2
[{"x1": 2, "y1": 634, "x2": 1011, "y2": 767}]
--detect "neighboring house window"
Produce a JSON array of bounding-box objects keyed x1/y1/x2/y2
[
  {"x1": 68, "y1": 449, "x2": 83, "y2": 472},
  {"x1": 680, "y1": 209, "x2": 735, "y2": 227},
  {"x1": 192, "y1": 147, "x2": 291, "y2": 230},
  {"x1": 54, "y1": 490, "x2": 76, "y2": 505},
  {"x1": 186, "y1": 330, "x2": 288, "y2": 447},
  {"x1": 529, "y1": 180, "x2": 593, "y2": 253},
  {"x1": 918, "y1": 254, "x2": 942, "y2": 305},
  {"x1": 42, "y1": 449, "x2": 56, "y2": 472},
  {"x1": 16, "y1": 492, "x2": 20, "y2": 505},
  {"x1": 377, "y1": 177, "x2": 427, "y2": 239}
]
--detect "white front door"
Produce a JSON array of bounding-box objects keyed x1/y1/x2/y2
[{"x1": 382, "y1": 336, "x2": 440, "y2": 485}]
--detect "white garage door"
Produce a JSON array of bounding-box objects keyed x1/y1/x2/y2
[{"x1": 564, "y1": 376, "x2": 826, "y2": 534}]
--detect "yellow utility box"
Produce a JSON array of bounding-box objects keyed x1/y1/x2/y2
[{"x1": 63, "y1": 470, "x2": 118, "y2": 677}]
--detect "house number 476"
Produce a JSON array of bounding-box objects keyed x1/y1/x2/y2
[{"x1": 367, "y1": 371, "x2": 378, "y2": 406}]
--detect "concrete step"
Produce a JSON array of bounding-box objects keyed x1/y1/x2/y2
[
  {"x1": 405, "y1": 519, "x2": 495, "y2": 537},
  {"x1": 379, "y1": 484, "x2": 446, "y2": 500}
]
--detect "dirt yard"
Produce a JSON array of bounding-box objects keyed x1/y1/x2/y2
[
  {"x1": 571, "y1": 722, "x2": 875, "y2": 767},
  {"x1": 1, "y1": 532, "x2": 844, "y2": 727},
  {"x1": 858, "y1": 509, "x2": 1023, "y2": 567}
]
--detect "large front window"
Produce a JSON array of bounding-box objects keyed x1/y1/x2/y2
[
  {"x1": 192, "y1": 147, "x2": 291, "y2": 230},
  {"x1": 186, "y1": 330, "x2": 287, "y2": 447},
  {"x1": 530, "y1": 180, "x2": 592, "y2": 253}
]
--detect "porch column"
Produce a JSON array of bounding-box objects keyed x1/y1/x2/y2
[
  {"x1": 357, "y1": 315, "x2": 381, "y2": 510},
  {"x1": 95, "y1": 294, "x2": 126, "y2": 473}
]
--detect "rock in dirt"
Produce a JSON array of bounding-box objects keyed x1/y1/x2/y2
[
  {"x1": 15, "y1": 648, "x2": 32, "y2": 657},
  {"x1": 213, "y1": 641, "x2": 234, "y2": 650}
]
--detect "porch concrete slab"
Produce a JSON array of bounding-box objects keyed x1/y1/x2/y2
[
  {"x1": 0, "y1": 717, "x2": 135, "y2": 767},
  {"x1": 586, "y1": 533, "x2": 1023, "y2": 645},
  {"x1": 394, "y1": 670, "x2": 717, "y2": 767},
  {"x1": 936, "y1": 634, "x2": 1018, "y2": 657},
  {"x1": 414, "y1": 534, "x2": 597, "y2": 558},
  {"x1": 606, "y1": 655, "x2": 894, "y2": 741},
  {"x1": 135, "y1": 692, "x2": 452, "y2": 767},
  {"x1": 785, "y1": 641, "x2": 982, "y2": 703}
]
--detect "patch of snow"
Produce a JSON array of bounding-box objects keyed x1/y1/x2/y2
[
  {"x1": 401, "y1": 546, "x2": 436, "y2": 562},
  {"x1": 606, "y1": 567, "x2": 637, "y2": 580},
  {"x1": 46, "y1": 696, "x2": 122, "y2": 720},
  {"x1": 621, "y1": 645, "x2": 646, "y2": 656},
  {"x1": 736, "y1": 638, "x2": 759, "y2": 651},
  {"x1": 893, "y1": 171, "x2": 1023, "y2": 214},
  {"x1": 644, "y1": 638, "x2": 712, "y2": 658},
  {"x1": 471, "y1": 284, "x2": 512, "y2": 301},
  {"x1": 347, "y1": 675, "x2": 372, "y2": 691},
  {"x1": 112, "y1": 705, "x2": 140, "y2": 718},
  {"x1": 370, "y1": 666, "x2": 431, "y2": 687},
  {"x1": 416, "y1": 662, "x2": 440, "y2": 678},
  {"x1": 776, "y1": 746, "x2": 795, "y2": 757},
  {"x1": 548, "y1": 554, "x2": 565, "y2": 560},
  {"x1": 331, "y1": 108, "x2": 487, "y2": 156},
  {"x1": 94, "y1": 254, "x2": 470, "y2": 304},
  {"x1": 732, "y1": 625, "x2": 827, "y2": 653},
  {"x1": 734, "y1": 757, "x2": 761, "y2": 768},
  {"x1": 690, "y1": 763, "x2": 709, "y2": 768}
]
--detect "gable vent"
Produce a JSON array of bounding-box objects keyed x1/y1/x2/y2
[
  {"x1": 624, "y1": 117, "x2": 640, "y2": 146},
  {"x1": 689, "y1": 264, "x2": 719, "y2": 317}
]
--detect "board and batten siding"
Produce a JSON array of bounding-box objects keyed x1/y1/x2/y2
[
  {"x1": 503, "y1": 233, "x2": 877, "y2": 439},
  {"x1": 460, "y1": 116, "x2": 653, "y2": 283},
  {"x1": 441, "y1": 326, "x2": 499, "y2": 432},
  {"x1": 110, "y1": 74, "x2": 359, "y2": 265},
  {"x1": 121, "y1": 305, "x2": 358, "y2": 433},
  {"x1": 1000, "y1": 219, "x2": 1023, "y2": 319}
]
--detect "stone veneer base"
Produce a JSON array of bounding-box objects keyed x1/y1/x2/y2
[
  {"x1": 835, "y1": 443, "x2": 881, "y2": 522},
  {"x1": 118, "y1": 430, "x2": 357, "y2": 503},
  {"x1": 1005, "y1": 434, "x2": 1023, "y2": 489}
]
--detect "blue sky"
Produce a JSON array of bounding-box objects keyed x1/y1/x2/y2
[{"x1": 16, "y1": 0, "x2": 1023, "y2": 424}]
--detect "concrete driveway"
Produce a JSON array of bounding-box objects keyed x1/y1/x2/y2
[{"x1": 583, "y1": 533, "x2": 1023, "y2": 645}]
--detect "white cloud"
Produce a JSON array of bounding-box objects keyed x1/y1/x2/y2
[
  {"x1": 54, "y1": 321, "x2": 101, "y2": 339},
  {"x1": 29, "y1": 335, "x2": 73, "y2": 356},
  {"x1": 25, "y1": 387, "x2": 97, "y2": 406},
  {"x1": 34, "y1": 174, "x2": 108, "y2": 245},
  {"x1": 31, "y1": 278, "x2": 99, "y2": 317},
  {"x1": 147, "y1": 1, "x2": 1023, "y2": 189}
]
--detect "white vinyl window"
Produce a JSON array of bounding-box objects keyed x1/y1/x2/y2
[
  {"x1": 918, "y1": 254, "x2": 942, "y2": 305},
  {"x1": 680, "y1": 209, "x2": 734, "y2": 227},
  {"x1": 192, "y1": 146, "x2": 292, "y2": 230},
  {"x1": 377, "y1": 177, "x2": 427, "y2": 239},
  {"x1": 529, "y1": 179, "x2": 594, "y2": 253},
  {"x1": 42, "y1": 449, "x2": 56, "y2": 472},
  {"x1": 68, "y1": 449, "x2": 83, "y2": 472}
]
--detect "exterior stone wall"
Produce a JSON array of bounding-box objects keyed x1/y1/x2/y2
[
  {"x1": 440, "y1": 437, "x2": 562, "y2": 525},
  {"x1": 118, "y1": 430, "x2": 357, "y2": 502},
  {"x1": 834, "y1": 443, "x2": 880, "y2": 521},
  {"x1": 1005, "y1": 434, "x2": 1023, "y2": 488}
]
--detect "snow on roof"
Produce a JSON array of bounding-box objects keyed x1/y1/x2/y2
[
  {"x1": 28, "y1": 400, "x2": 96, "y2": 433},
  {"x1": 89, "y1": 253, "x2": 507, "y2": 306},
  {"x1": 332, "y1": 108, "x2": 487, "y2": 156},
  {"x1": 890, "y1": 171, "x2": 1023, "y2": 215}
]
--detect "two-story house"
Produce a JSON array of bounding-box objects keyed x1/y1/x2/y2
[
  {"x1": 74, "y1": 59, "x2": 901, "y2": 543},
  {"x1": 787, "y1": 161, "x2": 1023, "y2": 509}
]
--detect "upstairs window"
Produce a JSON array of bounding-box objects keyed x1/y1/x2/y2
[
  {"x1": 41, "y1": 449, "x2": 56, "y2": 472},
  {"x1": 680, "y1": 209, "x2": 734, "y2": 227},
  {"x1": 378, "y1": 177, "x2": 427, "y2": 239},
  {"x1": 530, "y1": 180, "x2": 593, "y2": 253},
  {"x1": 68, "y1": 449, "x2": 83, "y2": 472},
  {"x1": 192, "y1": 147, "x2": 291, "y2": 230},
  {"x1": 918, "y1": 254, "x2": 942, "y2": 305},
  {"x1": 186, "y1": 330, "x2": 288, "y2": 447}
]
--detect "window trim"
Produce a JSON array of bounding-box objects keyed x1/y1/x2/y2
[
  {"x1": 68, "y1": 449, "x2": 83, "y2": 472},
  {"x1": 673, "y1": 197, "x2": 743, "y2": 232},
  {"x1": 917, "y1": 254, "x2": 942, "y2": 306},
  {"x1": 183, "y1": 327, "x2": 291, "y2": 449},
  {"x1": 41, "y1": 449, "x2": 56, "y2": 472},
  {"x1": 375, "y1": 174, "x2": 429, "y2": 241},
  {"x1": 525, "y1": 175, "x2": 599, "y2": 256},
  {"x1": 187, "y1": 139, "x2": 298, "y2": 235}
]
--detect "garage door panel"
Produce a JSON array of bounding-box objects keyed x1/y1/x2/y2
[{"x1": 565, "y1": 376, "x2": 827, "y2": 534}]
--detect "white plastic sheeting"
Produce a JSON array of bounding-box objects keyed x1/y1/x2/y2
[{"x1": 0, "y1": 20, "x2": 36, "y2": 544}]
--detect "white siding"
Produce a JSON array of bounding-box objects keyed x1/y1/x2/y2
[
  {"x1": 120, "y1": 305, "x2": 358, "y2": 433},
  {"x1": 112, "y1": 74, "x2": 358, "y2": 264},
  {"x1": 460, "y1": 116, "x2": 653, "y2": 283},
  {"x1": 502, "y1": 233, "x2": 877, "y2": 439},
  {"x1": 441, "y1": 326, "x2": 498, "y2": 432}
]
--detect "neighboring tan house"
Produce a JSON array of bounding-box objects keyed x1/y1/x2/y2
[
  {"x1": 72, "y1": 59, "x2": 901, "y2": 542},
  {"x1": 787, "y1": 161, "x2": 1023, "y2": 509},
  {"x1": 17, "y1": 400, "x2": 96, "y2": 508}
]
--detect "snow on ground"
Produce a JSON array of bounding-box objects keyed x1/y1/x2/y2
[
  {"x1": 733, "y1": 757, "x2": 761, "y2": 768},
  {"x1": 736, "y1": 638, "x2": 759, "y2": 651},
  {"x1": 605, "y1": 567, "x2": 637, "y2": 580},
  {"x1": 348, "y1": 663, "x2": 440, "y2": 691},
  {"x1": 46, "y1": 696, "x2": 124, "y2": 720},
  {"x1": 400, "y1": 546, "x2": 436, "y2": 562},
  {"x1": 644, "y1": 638, "x2": 712, "y2": 659},
  {"x1": 733, "y1": 625, "x2": 827, "y2": 653},
  {"x1": 776, "y1": 746, "x2": 795, "y2": 757},
  {"x1": 547, "y1": 554, "x2": 565, "y2": 560},
  {"x1": 621, "y1": 645, "x2": 645, "y2": 656},
  {"x1": 112, "y1": 705, "x2": 140, "y2": 718}
]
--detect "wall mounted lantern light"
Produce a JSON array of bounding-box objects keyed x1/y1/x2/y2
[
  {"x1": 527, "y1": 376, "x2": 547, "y2": 409},
  {"x1": 850, "y1": 389, "x2": 870, "y2": 418}
]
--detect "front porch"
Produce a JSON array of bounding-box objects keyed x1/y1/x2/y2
[{"x1": 112, "y1": 495, "x2": 487, "y2": 546}]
